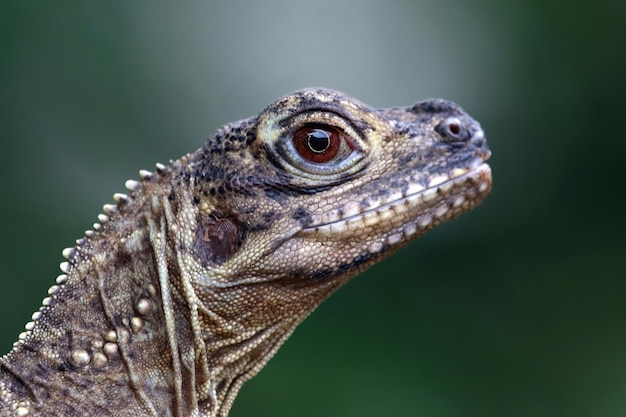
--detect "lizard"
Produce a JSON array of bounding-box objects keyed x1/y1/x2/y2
[{"x1": 0, "y1": 88, "x2": 492, "y2": 417}]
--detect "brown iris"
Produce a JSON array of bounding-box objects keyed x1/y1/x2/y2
[{"x1": 292, "y1": 125, "x2": 341, "y2": 163}]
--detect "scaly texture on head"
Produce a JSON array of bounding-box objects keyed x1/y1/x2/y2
[{"x1": 0, "y1": 88, "x2": 491, "y2": 417}]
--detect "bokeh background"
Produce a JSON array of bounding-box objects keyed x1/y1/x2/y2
[{"x1": 1, "y1": 1, "x2": 625, "y2": 416}]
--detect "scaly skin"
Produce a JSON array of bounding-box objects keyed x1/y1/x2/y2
[{"x1": 0, "y1": 88, "x2": 492, "y2": 417}]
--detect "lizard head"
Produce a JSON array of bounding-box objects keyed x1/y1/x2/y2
[
  {"x1": 166, "y1": 88, "x2": 492, "y2": 410},
  {"x1": 185, "y1": 88, "x2": 491, "y2": 309}
]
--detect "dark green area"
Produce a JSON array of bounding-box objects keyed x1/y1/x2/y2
[{"x1": 1, "y1": 1, "x2": 624, "y2": 416}]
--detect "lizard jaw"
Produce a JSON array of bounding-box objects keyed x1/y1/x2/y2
[{"x1": 298, "y1": 162, "x2": 492, "y2": 246}]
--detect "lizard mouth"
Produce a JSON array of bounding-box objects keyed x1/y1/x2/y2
[{"x1": 298, "y1": 162, "x2": 492, "y2": 243}]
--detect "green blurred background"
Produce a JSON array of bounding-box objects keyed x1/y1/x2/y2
[{"x1": 1, "y1": 1, "x2": 625, "y2": 416}]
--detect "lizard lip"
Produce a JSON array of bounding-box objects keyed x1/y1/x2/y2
[{"x1": 298, "y1": 162, "x2": 492, "y2": 239}]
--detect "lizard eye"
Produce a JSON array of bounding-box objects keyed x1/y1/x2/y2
[
  {"x1": 277, "y1": 122, "x2": 362, "y2": 177},
  {"x1": 266, "y1": 110, "x2": 368, "y2": 180},
  {"x1": 292, "y1": 125, "x2": 345, "y2": 163}
]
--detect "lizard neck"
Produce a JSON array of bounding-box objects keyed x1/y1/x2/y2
[
  {"x1": 0, "y1": 176, "x2": 183, "y2": 416},
  {"x1": 144, "y1": 178, "x2": 343, "y2": 417},
  {"x1": 0, "y1": 166, "x2": 341, "y2": 417}
]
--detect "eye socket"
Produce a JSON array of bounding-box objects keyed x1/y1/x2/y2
[{"x1": 292, "y1": 125, "x2": 343, "y2": 163}]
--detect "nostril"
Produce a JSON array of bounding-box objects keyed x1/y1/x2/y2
[
  {"x1": 448, "y1": 121, "x2": 461, "y2": 136},
  {"x1": 436, "y1": 117, "x2": 470, "y2": 142}
]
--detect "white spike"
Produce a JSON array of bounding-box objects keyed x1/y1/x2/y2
[
  {"x1": 113, "y1": 193, "x2": 129, "y2": 204},
  {"x1": 76, "y1": 238, "x2": 85, "y2": 245},
  {"x1": 48, "y1": 285, "x2": 60, "y2": 295},
  {"x1": 61, "y1": 247, "x2": 75, "y2": 259},
  {"x1": 93, "y1": 223, "x2": 102, "y2": 231},
  {"x1": 85, "y1": 230, "x2": 94, "y2": 237},
  {"x1": 56, "y1": 274, "x2": 68, "y2": 284},
  {"x1": 42, "y1": 297, "x2": 52, "y2": 306},
  {"x1": 18, "y1": 332, "x2": 27, "y2": 341},
  {"x1": 60, "y1": 262, "x2": 69, "y2": 273},
  {"x1": 31, "y1": 311, "x2": 42, "y2": 320},
  {"x1": 24, "y1": 321, "x2": 35, "y2": 331},
  {"x1": 155, "y1": 162, "x2": 166, "y2": 172},
  {"x1": 103, "y1": 204, "x2": 117, "y2": 215},
  {"x1": 97, "y1": 214, "x2": 109, "y2": 223},
  {"x1": 125, "y1": 180, "x2": 140, "y2": 191},
  {"x1": 139, "y1": 169, "x2": 153, "y2": 180}
]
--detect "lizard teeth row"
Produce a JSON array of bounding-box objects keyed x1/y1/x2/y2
[
  {"x1": 301, "y1": 164, "x2": 491, "y2": 243},
  {"x1": 310, "y1": 172, "x2": 462, "y2": 228}
]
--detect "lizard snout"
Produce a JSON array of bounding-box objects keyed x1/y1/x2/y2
[{"x1": 435, "y1": 116, "x2": 491, "y2": 161}]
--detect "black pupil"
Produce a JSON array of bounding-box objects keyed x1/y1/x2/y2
[{"x1": 307, "y1": 129, "x2": 331, "y2": 152}]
